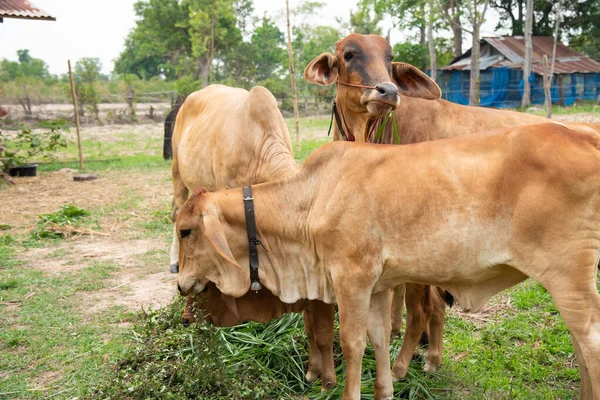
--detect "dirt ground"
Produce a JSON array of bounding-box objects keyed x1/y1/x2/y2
[{"x1": 0, "y1": 147, "x2": 177, "y2": 312}]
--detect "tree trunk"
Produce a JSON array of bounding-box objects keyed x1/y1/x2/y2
[
  {"x1": 420, "y1": 2, "x2": 427, "y2": 69},
  {"x1": 427, "y1": 0, "x2": 437, "y2": 82},
  {"x1": 543, "y1": 55, "x2": 552, "y2": 118},
  {"x1": 521, "y1": 0, "x2": 533, "y2": 108},
  {"x1": 452, "y1": 20, "x2": 463, "y2": 57},
  {"x1": 285, "y1": 0, "x2": 301, "y2": 152},
  {"x1": 208, "y1": 0, "x2": 215, "y2": 85},
  {"x1": 468, "y1": 0, "x2": 489, "y2": 106},
  {"x1": 469, "y1": 22, "x2": 480, "y2": 105}
]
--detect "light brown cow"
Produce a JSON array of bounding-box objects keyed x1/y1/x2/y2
[
  {"x1": 169, "y1": 84, "x2": 336, "y2": 389},
  {"x1": 176, "y1": 123, "x2": 600, "y2": 400},
  {"x1": 304, "y1": 33, "x2": 555, "y2": 376}
]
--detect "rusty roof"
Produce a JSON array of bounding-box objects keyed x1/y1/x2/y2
[
  {"x1": 0, "y1": 0, "x2": 55, "y2": 21},
  {"x1": 443, "y1": 36, "x2": 600, "y2": 74}
]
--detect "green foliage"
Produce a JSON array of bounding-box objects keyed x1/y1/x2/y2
[
  {"x1": 32, "y1": 203, "x2": 91, "y2": 239},
  {"x1": 0, "y1": 120, "x2": 69, "y2": 171},
  {"x1": 0, "y1": 49, "x2": 51, "y2": 82},
  {"x1": 250, "y1": 16, "x2": 286, "y2": 82},
  {"x1": 93, "y1": 298, "x2": 277, "y2": 399},
  {"x1": 75, "y1": 58, "x2": 102, "y2": 118},
  {"x1": 394, "y1": 42, "x2": 429, "y2": 69},
  {"x1": 349, "y1": 1, "x2": 383, "y2": 35}
]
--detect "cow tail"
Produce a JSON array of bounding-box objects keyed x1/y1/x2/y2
[{"x1": 163, "y1": 95, "x2": 186, "y2": 160}]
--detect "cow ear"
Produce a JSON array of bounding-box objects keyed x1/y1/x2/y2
[
  {"x1": 203, "y1": 209, "x2": 242, "y2": 270},
  {"x1": 391, "y1": 62, "x2": 441, "y2": 100},
  {"x1": 304, "y1": 52, "x2": 338, "y2": 86}
]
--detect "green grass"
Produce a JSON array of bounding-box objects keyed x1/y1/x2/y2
[{"x1": 521, "y1": 100, "x2": 600, "y2": 116}]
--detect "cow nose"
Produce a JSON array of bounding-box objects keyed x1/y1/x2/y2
[
  {"x1": 374, "y1": 82, "x2": 398, "y2": 100},
  {"x1": 177, "y1": 283, "x2": 184, "y2": 295}
]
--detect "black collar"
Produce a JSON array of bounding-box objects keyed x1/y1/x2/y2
[{"x1": 242, "y1": 186, "x2": 262, "y2": 291}]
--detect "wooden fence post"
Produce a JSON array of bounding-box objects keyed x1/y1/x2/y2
[{"x1": 68, "y1": 60, "x2": 84, "y2": 170}]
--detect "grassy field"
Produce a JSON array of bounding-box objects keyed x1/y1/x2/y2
[{"x1": 0, "y1": 114, "x2": 597, "y2": 399}]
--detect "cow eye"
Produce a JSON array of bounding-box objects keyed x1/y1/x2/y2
[
  {"x1": 344, "y1": 52, "x2": 353, "y2": 61},
  {"x1": 180, "y1": 229, "x2": 192, "y2": 238}
]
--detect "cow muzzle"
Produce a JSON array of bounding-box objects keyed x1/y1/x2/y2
[
  {"x1": 361, "y1": 82, "x2": 400, "y2": 116},
  {"x1": 177, "y1": 279, "x2": 207, "y2": 296}
]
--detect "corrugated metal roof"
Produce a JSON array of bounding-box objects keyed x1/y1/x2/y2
[
  {"x1": 443, "y1": 36, "x2": 600, "y2": 74},
  {"x1": 0, "y1": 0, "x2": 55, "y2": 21}
]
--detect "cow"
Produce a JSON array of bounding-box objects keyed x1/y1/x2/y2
[
  {"x1": 176, "y1": 123, "x2": 600, "y2": 400},
  {"x1": 304, "y1": 33, "x2": 558, "y2": 377},
  {"x1": 169, "y1": 84, "x2": 336, "y2": 389}
]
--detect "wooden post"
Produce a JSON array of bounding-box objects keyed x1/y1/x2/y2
[
  {"x1": 68, "y1": 60, "x2": 84, "y2": 170},
  {"x1": 285, "y1": 0, "x2": 301, "y2": 153}
]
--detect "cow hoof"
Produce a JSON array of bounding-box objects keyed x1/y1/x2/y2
[
  {"x1": 321, "y1": 381, "x2": 335, "y2": 391},
  {"x1": 391, "y1": 367, "x2": 407, "y2": 382},
  {"x1": 170, "y1": 263, "x2": 179, "y2": 274},
  {"x1": 182, "y1": 317, "x2": 190, "y2": 327},
  {"x1": 390, "y1": 330, "x2": 402, "y2": 341},
  {"x1": 305, "y1": 370, "x2": 319, "y2": 383},
  {"x1": 423, "y1": 362, "x2": 439, "y2": 373}
]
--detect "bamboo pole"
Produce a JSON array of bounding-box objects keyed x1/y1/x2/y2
[
  {"x1": 68, "y1": 60, "x2": 84, "y2": 170},
  {"x1": 285, "y1": 0, "x2": 301, "y2": 153}
]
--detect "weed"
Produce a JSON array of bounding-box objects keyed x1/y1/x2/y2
[{"x1": 32, "y1": 203, "x2": 92, "y2": 239}]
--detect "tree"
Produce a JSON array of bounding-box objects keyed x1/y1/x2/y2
[
  {"x1": 0, "y1": 50, "x2": 52, "y2": 116},
  {"x1": 440, "y1": 0, "x2": 464, "y2": 57},
  {"x1": 115, "y1": 0, "x2": 191, "y2": 80},
  {"x1": 251, "y1": 16, "x2": 286, "y2": 82},
  {"x1": 349, "y1": 2, "x2": 383, "y2": 35},
  {"x1": 75, "y1": 58, "x2": 102, "y2": 119}
]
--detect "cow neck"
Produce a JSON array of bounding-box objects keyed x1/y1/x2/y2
[
  {"x1": 215, "y1": 180, "x2": 328, "y2": 304},
  {"x1": 242, "y1": 185, "x2": 262, "y2": 291},
  {"x1": 334, "y1": 94, "x2": 396, "y2": 144}
]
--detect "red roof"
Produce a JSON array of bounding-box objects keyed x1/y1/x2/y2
[
  {"x1": 0, "y1": 0, "x2": 55, "y2": 21},
  {"x1": 443, "y1": 36, "x2": 600, "y2": 75}
]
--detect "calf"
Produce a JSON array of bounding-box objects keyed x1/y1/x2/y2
[
  {"x1": 176, "y1": 123, "x2": 600, "y2": 400},
  {"x1": 169, "y1": 84, "x2": 336, "y2": 389}
]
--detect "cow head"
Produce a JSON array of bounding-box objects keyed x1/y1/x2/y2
[
  {"x1": 176, "y1": 188, "x2": 249, "y2": 299},
  {"x1": 304, "y1": 33, "x2": 441, "y2": 121}
]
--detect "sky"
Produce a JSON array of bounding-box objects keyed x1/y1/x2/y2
[{"x1": 0, "y1": 0, "x2": 502, "y2": 76}]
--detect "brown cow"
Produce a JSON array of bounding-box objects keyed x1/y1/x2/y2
[
  {"x1": 169, "y1": 84, "x2": 336, "y2": 389},
  {"x1": 304, "y1": 33, "x2": 555, "y2": 377},
  {"x1": 176, "y1": 123, "x2": 600, "y2": 400}
]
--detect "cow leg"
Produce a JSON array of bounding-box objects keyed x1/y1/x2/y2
[
  {"x1": 423, "y1": 287, "x2": 446, "y2": 373},
  {"x1": 572, "y1": 333, "x2": 593, "y2": 399},
  {"x1": 391, "y1": 284, "x2": 432, "y2": 380},
  {"x1": 310, "y1": 300, "x2": 336, "y2": 390},
  {"x1": 367, "y1": 290, "x2": 393, "y2": 400},
  {"x1": 390, "y1": 284, "x2": 405, "y2": 338},
  {"x1": 303, "y1": 307, "x2": 322, "y2": 384},
  {"x1": 548, "y1": 286, "x2": 600, "y2": 400}
]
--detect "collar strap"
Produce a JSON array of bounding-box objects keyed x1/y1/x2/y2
[
  {"x1": 330, "y1": 100, "x2": 355, "y2": 142},
  {"x1": 242, "y1": 186, "x2": 262, "y2": 291}
]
